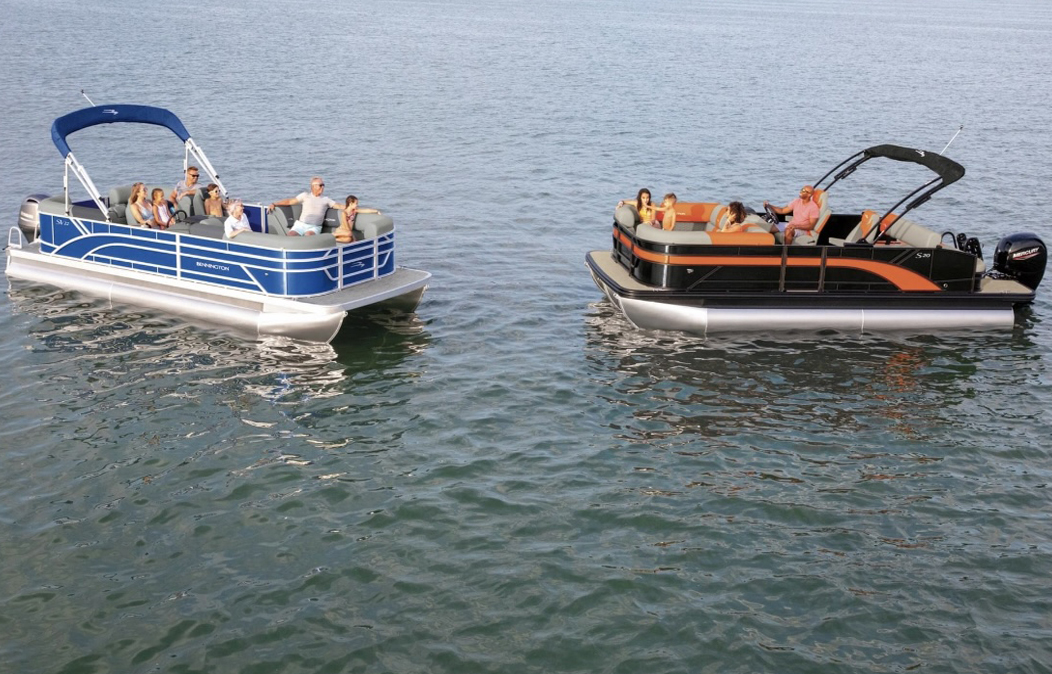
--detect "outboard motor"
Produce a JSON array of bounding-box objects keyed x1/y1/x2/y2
[
  {"x1": 17, "y1": 194, "x2": 49, "y2": 243},
  {"x1": 993, "y1": 232, "x2": 1047, "y2": 290}
]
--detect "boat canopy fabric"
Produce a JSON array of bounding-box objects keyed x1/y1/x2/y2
[
  {"x1": 50, "y1": 104, "x2": 191, "y2": 158},
  {"x1": 863, "y1": 144, "x2": 965, "y2": 185}
]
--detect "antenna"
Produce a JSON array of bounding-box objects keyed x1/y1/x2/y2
[
  {"x1": 940, "y1": 125, "x2": 963, "y2": 154},
  {"x1": 80, "y1": 90, "x2": 96, "y2": 106}
]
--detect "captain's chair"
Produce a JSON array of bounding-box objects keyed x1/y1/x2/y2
[{"x1": 838, "y1": 210, "x2": 881, "y2": 244}]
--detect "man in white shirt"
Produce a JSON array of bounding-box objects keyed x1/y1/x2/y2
[{"x1": 266, "y1": 176, "x2": 345, "y2": 236}]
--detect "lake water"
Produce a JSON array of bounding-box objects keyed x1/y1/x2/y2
[{"x1": 2, "y1": 0, "x2": 1052, "y2": 672}]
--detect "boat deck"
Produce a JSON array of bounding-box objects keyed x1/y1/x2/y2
[
  {"x1": 586, "y1": 251, "x2": 651, "y2": 291},
  {"x1": 299, "y1": 268, "x2": 431, "y2": 310}
]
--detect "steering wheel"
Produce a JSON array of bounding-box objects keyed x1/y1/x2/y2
[
  {"x1": 173, "y1": 209, "x2": 188, "y2": 223},
  {"x1": 763, "y1": 203, "x2": 780, "y2": 230}
]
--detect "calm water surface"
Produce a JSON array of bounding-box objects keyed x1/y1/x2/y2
[{"x1": 2, "y1": 1, "x2": 1052, "y2": 672}]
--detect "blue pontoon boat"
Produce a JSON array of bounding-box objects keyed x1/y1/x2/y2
[{"x1": 7, "y1": 104, "x2": 430, "y2": 342}]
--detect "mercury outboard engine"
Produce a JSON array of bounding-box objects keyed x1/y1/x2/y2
[
  {"x1": 17, "y1": 194, "x2": 49, "y2": 243},
  {"x1": 992, "y1": 232, "x2": 1047, "y2": 290}
]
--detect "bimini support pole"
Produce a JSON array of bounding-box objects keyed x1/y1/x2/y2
[
  {"x1": 64, "y1": 152, "x2": 109, "y2": 219},
  {"x1": 185, "y1": 138, "x2": 227, "y2": 198}
]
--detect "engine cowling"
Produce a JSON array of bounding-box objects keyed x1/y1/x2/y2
[
  {"x1": 993, "y1": 232, "x2": 1047, "y2": 291},
  {"x1": 17, "y1": 194, "x2": 50, "y2": 243}
]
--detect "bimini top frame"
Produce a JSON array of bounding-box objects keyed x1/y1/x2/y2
[
  {"x1": 50, "y1": 104, "x2": 227, "y2": 220},
  {"x1": 813, "y1": 144, "x2": 966, "y2": 244}
]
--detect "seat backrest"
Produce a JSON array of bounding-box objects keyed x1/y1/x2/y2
[
  {"x1": 741, "y1": 214, "x2": 770, "y2": 233},
  {"x1": 267, "y1": 205, "x2": 295, "y2": 235},
  {"x1": 107, "y1": 206, "x2": 127, "y2": 223},
  {"x1": 109, "y1": 185, "x2": 134, "y2": 207},
  {"x1": 191, "y1": 190, "x2": 205, "y2": 217},
  {"x1": 614, "y1": 204, "x2": 640, "y2": 228},
  {"x1": 842, "y1": 210, "x2": 879, "y2": 243},
  {"x1": 811, "y1": 188, "x2": 831, "y2": 234},
  {"x1": 884, "y1": 217, "x2": 942, "y2": 248},
  {"x1": 321, "y1": 207, "x2": 342, "y2": 232},
  {"x1": 708, "y1": 204, "x2": 729, "y2": 231},
  {"x1": 354, "y1": 213, "x2": 395, "y2": 240}
]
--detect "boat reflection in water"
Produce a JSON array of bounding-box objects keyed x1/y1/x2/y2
[
  {"x1": 581, "y1": 300, "x2": 1036, "y2": 456},
  {"x1": 6, "y1": 282, "x2": 431, "y2": 406}
]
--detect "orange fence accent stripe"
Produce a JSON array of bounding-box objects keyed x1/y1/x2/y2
[{"x1": 613, "y1": 228, "x2": 941, "y2": 291}]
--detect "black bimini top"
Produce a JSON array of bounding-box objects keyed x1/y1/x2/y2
[
  {"x1": 863, "y1": 144, "x2": 965, "y2": 185},
  {"x1": 813, "y1": 143, "x2": 967, "y2": 235}
]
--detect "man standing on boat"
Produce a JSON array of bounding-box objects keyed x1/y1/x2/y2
[
  {"x1": 267, "y1": 177, "x2": 344, "y2": 236},
  {"x1": 765, "y1": 185, "x2": 819, "y2": 244}
]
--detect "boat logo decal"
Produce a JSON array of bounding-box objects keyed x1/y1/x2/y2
[
  {"x1": 1012, "y1": 247, "x2": 1041, "y2": 260},
  {"x1": 916, "y1": 150, "x2": 926, "y2": 157},
  {"x1": 102, "y1": 109, "x2": 118, "y2": 116},
  {"x1": 195, "y1": 261, "x2": 231, "y2": 272}
]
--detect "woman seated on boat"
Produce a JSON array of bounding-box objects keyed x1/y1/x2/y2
[
  {"x1": 617, "y1": 188, "x2": 657, "y2": 225},
  {"x1": 150, "y1": 188, "x2": 173, "y2": 229},
  {"x1": 718, "y1": 201, "x2": 748, "y2": 232},
  {"x1": 223, "y1": 199, "x2": 251, "y2": 239},
  {"x1": 127, "y1": 182, "x2": 156, "y2": 228},
  {"x1": 333, "y1": 195, "x2": 381, "y2": 244},
  {"x1": 203, "y1": 183, "x2": 225, "y2": 218}
]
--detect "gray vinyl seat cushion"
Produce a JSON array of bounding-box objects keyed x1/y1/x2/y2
[
  {"x1": 107, "y1": 184, "x2": 167, "y2": 224},
  {"x1": 883, "y1": 218, "x2": 942, "y2": 248},
  {"x1": 614, "y1": 204, "x2": 640, "y2": 228}
]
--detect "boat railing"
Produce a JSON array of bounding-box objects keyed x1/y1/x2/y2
[
  {"x1": 8, "y1": 225, "x2": 26, "y2": 250},
  {"x1": 34, "y1": 205, "x2": 396, "y2": 298}
]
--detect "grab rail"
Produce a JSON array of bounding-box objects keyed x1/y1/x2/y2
[{"x1": 8, "y1": 226, "x2": 26, "y2": 249}]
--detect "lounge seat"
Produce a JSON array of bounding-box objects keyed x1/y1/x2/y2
[
  {"x1": 614, "y1": 204, "x2": 640, "y2": 228},
  {"x1": 670, "y1": 202, "x2": 718, "y2": 232},
  {"x1": 709, "y1": 204, "x2": 729, "y2": 231},
  {"x1": 107, "y1": 184, "x2": 168, "y2": 224},
  {"x1": 635, "y1": 223, "x2": 775, "y2": 246},
  {"x1": 189, "y1": 219, "x2": 226, "y2": 239},
  {"x1": 883, "y1": 217, "x2": 942, "y2": 248},
  {"x1": 267, "y1": 203, "x2": 394, "y2": 240}
]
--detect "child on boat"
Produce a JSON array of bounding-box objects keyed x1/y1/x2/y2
[
  {"x1": 151, "y1": 188, "x2": 172, "y2": 229},
  {"x1": 203, "y1": 183, "x2": 224, "y2": 218},
  {"x1": 334, "y1": 195, "x2": 380, "y2": 243},
  {"x1": 659, "y1": 193, "x2": 677, "y2": 231}
]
